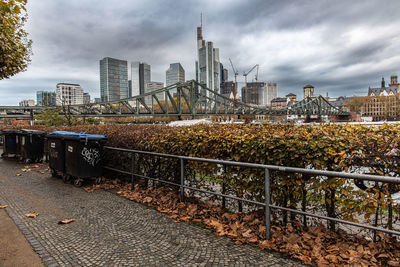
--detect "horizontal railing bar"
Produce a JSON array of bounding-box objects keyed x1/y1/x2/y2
[
  {"x1": 270, "y1": 205, "x2": 400, "y2": 236},
  {"x1": 104, "y1": 146, "x2": 400, "y2": 183},
  {"x1": 130, "y1": 173, "x2": 181, "y2": 187},
  {"x1": 104, "y1": 166, "x2": 131, "y2": 175},
  {"x1": 182, "y1": 184, "x2": 266, "y2": 206},
  {"x1": 104, "y1": 166, "x2": 182, "y2": 187}
]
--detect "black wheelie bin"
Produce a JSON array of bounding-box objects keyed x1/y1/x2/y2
[
  {"x1": 47, "y1": 131, "x2": 77, "y2": 181},
  {"x1": 19, "y1": 129, "x2": 47, "y2": 163},
  {"x1": 1, "y1": 129, "x2": 21, "y2": 159},
  {"x1": 64, "y1": 132, "x2": 107, "y2": 187}
]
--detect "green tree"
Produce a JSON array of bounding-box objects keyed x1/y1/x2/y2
[
  {"x1": 344, "y1": 96, "x2": 365, "y2": 113},
  {"x1": 35, "y1": 108, "x2": 67, "y2": 126},
  {"x1": 0, "y1": 0, "x2": 32, "y2": 79}
]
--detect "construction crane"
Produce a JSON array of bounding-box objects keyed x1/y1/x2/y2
[
  {"x1": 243, "y1": 64, "x2": 259, "y2": 104},
  {"x1": 229, "y1": 58, "x2": 239, "y2": 101}
]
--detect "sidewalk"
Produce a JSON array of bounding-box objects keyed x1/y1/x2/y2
[
  {"x1": 0, "y1": 209, "x2": 43, "y2": 267},
  {"x1": 0, "y1": 158, "x2": 302, "y2": 266}
]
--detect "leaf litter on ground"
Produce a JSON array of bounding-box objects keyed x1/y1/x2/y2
[{"x1": 83, "y1": 179, "x2": 400, "y2": 266}]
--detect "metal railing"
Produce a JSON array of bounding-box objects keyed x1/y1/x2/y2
[{"x1": 103, "y1": 146, "x2": 400, "y2": 240}]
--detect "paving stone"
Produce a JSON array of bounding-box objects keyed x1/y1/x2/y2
[{"x1": 0, "y1": 158, "x2": 303, "y2": 266}]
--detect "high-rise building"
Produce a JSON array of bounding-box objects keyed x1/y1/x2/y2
[
  {"x1": 83, "y1": 93, "x2": 91, "y2": 104},
  {"x1": 241, "y1": 82, "x2": 277, "y2": 106},
  {"x1": 221, "y1": 66, "x2": 228, "y2": 83},
  {"x1": 166, "y1": 63, "x2": 185, "y2": 86},
  {"x1": 264, "y1": 82, "x2": 278, "y2": 106},
  {"x1": 220, "y1": 81, "x2": 235, "y2": 99},
  {"x1": 36, "y1": 91, "x2": 56, "y2": 106},
  {"x1": 100, "y1": 57, "x2": 128, "y2": 102},
  {"x1": 56, "y1": 83, "x2": 84, "y2": 105},
  {"x1": 195, "y1": 18, "x2": 220, "y2": 96},
  {"x1": 19, "y1": 99, "x2": 35, "y2": 107},
  {"x1": 131, "y1": 62, "x2": 151, "y2": 96},
  {"x1": 128, "y1": 79, "x2": 132, "y2": 97},
  {"x1": 144, "y1": 82, "x2": 164, "y2": 105}
]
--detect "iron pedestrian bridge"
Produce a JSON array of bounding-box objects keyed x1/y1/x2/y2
[{"x1": 0, "y1": 80, "x2": 349, "y2": 119}]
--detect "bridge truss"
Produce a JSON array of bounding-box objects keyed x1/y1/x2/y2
[{"x1": 0, "y1": 80, "x2": 349, "y2": 119}]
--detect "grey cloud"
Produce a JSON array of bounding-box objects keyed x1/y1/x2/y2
[{"x1": 1, "y1": 0, "x2": 400, "y2": 105}]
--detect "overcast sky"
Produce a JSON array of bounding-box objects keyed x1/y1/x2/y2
[{"x1": 1, "y1": 0, "x2": 400, "y2": 105}]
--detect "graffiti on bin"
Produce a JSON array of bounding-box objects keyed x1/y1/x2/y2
[{"x1": 81, "y1": 147, "x2": 100, "y2": 167}]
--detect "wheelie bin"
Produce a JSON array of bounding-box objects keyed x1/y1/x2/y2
[
  {"x1": 47, "y1": 131, "x2": 78, "y2": 181},
  {"x1": 1, "y1": 129, "x2": 21, "y2": 158},
  {"x1": 19, "y1": 129, "x2": 46, "y2": 163},
  {"x1": 64, "y1": 133, "x2": 107, "y2": 187}
]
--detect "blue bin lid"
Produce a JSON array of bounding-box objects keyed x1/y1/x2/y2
[
  {"x1": 48, "y1": 131, "x2": 106, "y2": 140},
  {"x1": 48, "y1": 131, "x2": 81, "y2": 137}
]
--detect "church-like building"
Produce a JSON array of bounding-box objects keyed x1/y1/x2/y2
[
  {"x1": 362, "y1": 72, "x2": 400, "y2": 121},
  {"x1": 368, "y1": 72, "x2": 399, "y2": 96}
]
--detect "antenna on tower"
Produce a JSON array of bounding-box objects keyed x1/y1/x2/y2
[{"x1": 200, "y1": 12, "x2": 202, "y2": 27}]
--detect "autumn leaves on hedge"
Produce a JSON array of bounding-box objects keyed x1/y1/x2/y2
[{"x1": 23, "y1": 123, "x2": 400, "y2": 230}]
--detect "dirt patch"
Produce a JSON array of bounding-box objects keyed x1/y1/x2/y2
[{"x1": 0, "y1": 209, "x2": 43, "y2": 267}]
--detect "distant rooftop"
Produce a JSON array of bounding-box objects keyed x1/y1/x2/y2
[
  {"x1": 286, "y1": 93, "x2": 296, "y2": 96},
  {"x1": 57, "y1": 83, "x2": 81, "y2": 86}
]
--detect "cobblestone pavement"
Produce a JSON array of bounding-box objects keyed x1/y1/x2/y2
[{"x1": 0, "y1": 158, "x2": 303, "y2": 266}]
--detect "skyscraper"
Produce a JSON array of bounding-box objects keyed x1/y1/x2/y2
[
  {"x1": 131, "y1": 62, "x2": 151, "y2": 96},
  {"x1": 241, "y1": 82, "x2": 277, "y2": 106},
  {"x1": 144, "y1": 82, "x2": 164, "y2": 105},
  {"x1": 166, "y1": 63, "x2": 185, "y2": 86},
  {"x1": 100, "y1": 57, "x2": 128, "y2": 102},
  {"x1": 195, "y1": 17, "x2": 221, "y2": 96},
  {"x1": 36, "y1": 91, "x2": 56, "y2": 106}
]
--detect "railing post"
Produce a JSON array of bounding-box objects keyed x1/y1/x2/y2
[
  {"x1": 130, "y1": 152, "x2": 134, "y2": 190},
  {"x1": 180, "y1": 158, "x2": 185, "y2": 202},
  {"x1": 222, "y1": 165, "x2": 227, "y2": 209},
  {"x1": 265, "y1": 168, "x2": 271, "y2": 240}
]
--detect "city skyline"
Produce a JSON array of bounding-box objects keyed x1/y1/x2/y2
[{"x1": 1, "y1": 0, "x2": 400, "y2": 104}]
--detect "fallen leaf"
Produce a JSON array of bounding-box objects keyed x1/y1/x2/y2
[
  {"x1": 297, "y1": 255, "x2": 313, "y2": 265},
  {"x1": 388, "y1": 260, "x2": 400, "y2": 267},
  {"x1": 377, "y1": 253, "x2": 390, "y2": 259},
  {"x1": 258, "y1": 240, "x2": 275, "y2": 250},
  {"x1": 25, "y1": 212, "x2": 39, "y2": 218},
  {"x1": 242, "y1": 229, "x2": 253, "y2": 238},
  {"x1": 168, "y1": 214, "x2": 179, "y2": 219},
  {"x1": 58, "y1": 218, "x2": 76, "y2": 224},
  {"x1": 0, "y1": 204, "x2": 8, "y2": 209},
  {"x1": 15, "y1": 173, "x2": 22, "y2": 176}
]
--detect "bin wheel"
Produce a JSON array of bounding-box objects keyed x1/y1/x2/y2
[
  {"x1": 95, "y1": 177, "x2": 102, "y2": 185},
  {"x1": 74, "y1": 179, "x2": 83, "y2": 187},
  {"x1": 1, "y1": 152, "x2": 4, "y2": 158},
  {"x1": 62, "y1": 174, "x2": 70, "y2": 183},
  {"x1": 51, "y1": 169, "x2": 58, "y2": 178}
]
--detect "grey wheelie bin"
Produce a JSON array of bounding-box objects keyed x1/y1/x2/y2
[
  {"x1": 1, "y1": 129, "x2": 21, "y2": 159},
  {"x1": 64, "y1": 133, "x2": 107, "y2": 187},
  {"x1": 19, "y1": 129, "x2": 46, "y2": 163}
]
